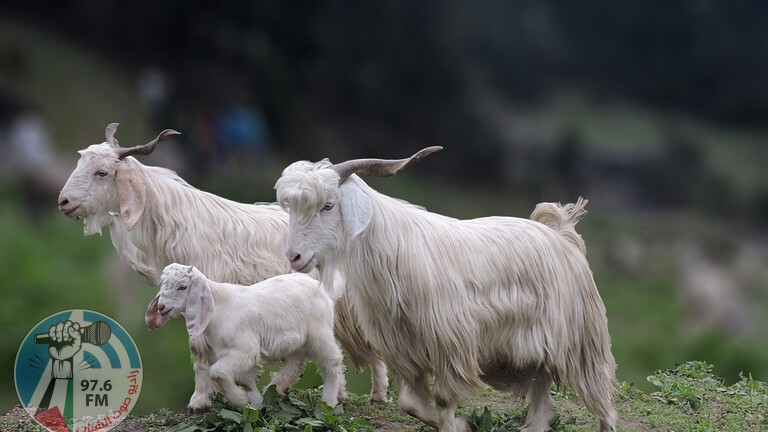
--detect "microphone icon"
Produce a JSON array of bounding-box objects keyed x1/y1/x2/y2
[{"x1": 34, "y1": 320, "x2": 111, "y2": 346}]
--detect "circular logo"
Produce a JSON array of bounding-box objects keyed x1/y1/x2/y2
[{"x1": 14, "y1": 310, "x2": 143, "y2": 432}]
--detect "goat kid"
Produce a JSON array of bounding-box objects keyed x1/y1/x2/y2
[{"x1": 146, "y1": 263, "x2": 348, "y2": 412}]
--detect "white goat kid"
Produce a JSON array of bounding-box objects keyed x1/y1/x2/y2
[
  {"x1": 146, "y1": 263, "x2": 347, "y2": 411},
  {"x1": 275, "y1": 148, "x2": 617, "y2": 432},
  {"x1": 57, "y1": 123, "x2": 389, "y2": 404}
]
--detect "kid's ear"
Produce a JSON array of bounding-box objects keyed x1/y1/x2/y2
[
  {"x1": 339, "y1": 182, "x2": 372, "y2": 239},
  {"x1": 184, "y1": 276, "x2": 215, "y2": 339},
  {"x1": 115, "y1": 165, "x2": 146, "y2": 231}
]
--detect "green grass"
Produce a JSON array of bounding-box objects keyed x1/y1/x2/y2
[{"x1": 4, "y1": 362, "x2": 766, "y2": 431}]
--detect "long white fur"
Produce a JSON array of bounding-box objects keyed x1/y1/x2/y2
[
  {"x1": 59, "y1": 142, "x2": 289, "y2": 283},
  {"x1": 57, "y1": 133, "x2": 389, "y2": 404},
  {"x1": 148, "y1": 264, "x2": 348, "y2": 411},
  {"x1": 275, "y1": 160, "x2": 617, "y2": 432}
]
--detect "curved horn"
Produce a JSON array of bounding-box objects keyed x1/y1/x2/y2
[
  {"x1": 105, "y1": 123, "x2": 120, "y2": 146},
  {"x1": 117, "y1": 129, "x2": 181, "y2": 160},
  {"x1": 331, "y1": 146, "x2": 443, "y2": 184}
]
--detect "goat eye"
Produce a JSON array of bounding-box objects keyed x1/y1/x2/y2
[
  {"x1": 322, "y1": 202, "x2": 334, "y2": 211},
  {"x1": 95, "y1": 170, "x2": 108, "y2": 177},
  {"x1": 178, "y1": 285, "x2": 188, "y2": 291}
]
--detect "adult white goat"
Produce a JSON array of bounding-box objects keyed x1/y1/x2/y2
[
  {"x1": 57, "y1": 124, "x2": 389, "y2": 409},
  {"x1": 275, "y1": 148, "x2": 617, "y2": 432},
  {"x1": 146, "y1": 263, "x2": 347, "y2": 410}
]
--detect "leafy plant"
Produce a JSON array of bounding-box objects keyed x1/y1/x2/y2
[
  {"x1": 726, "y1": 372, "x2": 768, "y2": 407},
  {"x1": 468, "y1": 406, "x2": 495, "y2": 431},
  {"x1": 644, "y1": 361, "x2": 768, "y2": 431},
  {"x1": 467, "y1": 404, "x2": 527, "y2": 431},
  {"x1": 646, "y1": 361, "x2": 716, "y2": 411},
  {"x1": 171, "y1": 385, "x2": 371, "y2": 432}
]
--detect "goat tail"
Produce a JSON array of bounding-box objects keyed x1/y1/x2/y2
[
  {"x1": 530, "y1": 197, "x2": 588, "y2": 254},
  {"x1": 562, "y1": 291, "x2": 618, "y2": 427}
]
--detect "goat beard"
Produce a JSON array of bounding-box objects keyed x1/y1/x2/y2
[
  {"x1": 82, "y1": 212, "x2": 115, "y2": 236},
  {"x1": 319, "y1": 264, "x2": 337, "y2": 294}
]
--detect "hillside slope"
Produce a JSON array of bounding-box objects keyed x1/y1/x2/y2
[{"x1": 3, "y1": 362, "x2": 766, "y2": 432}]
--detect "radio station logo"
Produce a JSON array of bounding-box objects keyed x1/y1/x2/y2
[{"x1": 15, "y1": 310, "x2": 143, "y2": 432}]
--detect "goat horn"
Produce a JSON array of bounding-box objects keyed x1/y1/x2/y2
[
  {"x1": 105, "y1": 123, "x2": 120, "y2": 146},
  {"x1": 117, "y1": 129, "x2": 181, "y2": 160},
  {"x1": 331, "y1": 146, "x2": 443, "y2": 184}
]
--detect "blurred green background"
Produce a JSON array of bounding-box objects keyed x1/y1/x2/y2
[{"x1": 1, "y1": 1, "x2": 767, "y2": 415}]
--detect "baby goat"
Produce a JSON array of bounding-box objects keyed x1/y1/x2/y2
[{"x1": 146, "y1": 263, "x2": 348, "y2": 412}]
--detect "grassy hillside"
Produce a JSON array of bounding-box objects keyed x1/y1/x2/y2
[{"x1": 3, "y1": 362, "x2": 766, "y2": 431}]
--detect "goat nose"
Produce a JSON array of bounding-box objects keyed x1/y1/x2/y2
[
  {"x1": 158, "y1": 304, "x2": 166, "y2": 312},
  {"x1": 287, "y1": 250, "x2": 301, "y2": 263},
  {"x1": 59, "y1": 191, "x2": 69, "y2": 206}
]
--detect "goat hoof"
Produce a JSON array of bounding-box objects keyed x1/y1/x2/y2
[
  {"x1": 368, "y1": 393, "x2": 388, "y2": 404},
  {"x1": 188, "y1": 406, "x2": 211, "y2": 415}
]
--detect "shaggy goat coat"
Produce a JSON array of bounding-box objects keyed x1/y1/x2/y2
[
  {"x1": 276, "y1": 166, "x2": 616, "y2": 427},
  {"x1": 109, "y1": 158, "x2": 290, "y2": 285}
]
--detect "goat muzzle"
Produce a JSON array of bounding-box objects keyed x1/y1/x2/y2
[{"x1": 145, "y1": 296, "x2": 165, "y2": 330}]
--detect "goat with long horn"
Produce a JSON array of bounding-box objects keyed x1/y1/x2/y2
[
  {"x1": 276, "y1": 147, "x2": 617, "y2": 432},
  {"x1": 58, "y1": 123, "x2": 181, "y2": 233}
]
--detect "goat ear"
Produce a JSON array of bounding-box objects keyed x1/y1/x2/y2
[
  {"x1": 115, "y1": 165, "x2": 146, "y2": 231},
  {"x1": 185, "y1": 275, "x2": 214, "y2": 340},
  {"x1": 340, "y1": 182, "x2": 372, "y2": 239}
]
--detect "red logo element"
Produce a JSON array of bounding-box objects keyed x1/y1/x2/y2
[{"x1": 34, "y1": 406, "x2": 69, "y2": 432}]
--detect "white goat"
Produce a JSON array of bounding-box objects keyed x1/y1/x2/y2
[
  {"x1": 146, "y1": 263, "x2": 347, "y2": 410},
  {"x1": 275, "y1": 148, "x2": 617, "y2": 432},
  {"x1": 57, "y1": 124, "x2": 389, "y2": 408}
]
